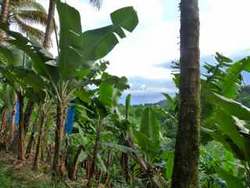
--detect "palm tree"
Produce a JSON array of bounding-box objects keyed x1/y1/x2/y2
[
  {"x1": 43, "y1": 0, "x2": 55, "y2": 48},
  {"x1": 1, "y1": 0, "x2": 48, "y2": 43},
  {"x1": 90, "y1": 0, "x2": 102, "y2": 9},
  {"x1": 171, "y1": 0, "x2": 200, "y2": 187},
  {"x1": 0, "y1": 0, "x2": 10, "y2": 42},
  {"x1": 0, "y1": 0, "x2": 10, "y2": 24}
]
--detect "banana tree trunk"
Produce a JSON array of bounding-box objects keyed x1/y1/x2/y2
[
  {"x1": 87, "y1": 118, "x2": 102, "y2": 186},
  {"x1": 68, "y1": 145, "x2": 84, "y2": 180},
  {"x1": 43, "y1": 0, "x2": 56, "y2": 48},
  {"x1": 24, "y1": 99, "x2": 34, "y2": 135},
  {"x1": 25, "y1": 114, "x2": 38, "y2": 159},
  {"x1": 52, "y1": 102, "x2": 66, "y2": 176},
  {"x1": 33, "y1": 112, "x2": 45, "y2": 170},
  {"x1": 41, "y1": 124, "x2": 49, "y2": 162},
  {"x1": 17, "y1": 92, "x2": 25, "y2": 160},
  {"x1": 171, "y1": 0, "x2": 200, "y2": 187},
  {"x1": 120, "y1": 151, "x2": 129, "y2": 182}
]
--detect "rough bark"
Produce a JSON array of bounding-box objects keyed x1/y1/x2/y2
[
  {"x1": 52, "y1": 102, "x2": 66, "y2": 176},
  {"x1": 0, "y1": 0, "x2": 10, "y2": 41},
  {"x1": 171, "y1": 0, "x2": 200, "y2": 188},
  {"x1": 43, "y1": 0, "x2": 56, "y2": 48},
  {"x1": 17, "y1": 92, "x2": 25, "y2": 160}
]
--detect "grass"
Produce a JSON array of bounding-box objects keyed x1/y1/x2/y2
[{"x1": 0, "y1": 152, "x2": 67, "y2": 188}]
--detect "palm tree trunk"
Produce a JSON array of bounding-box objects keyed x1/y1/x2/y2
[
  {"x1": 171, "y1": 0, "x2": 200, "y2": 188},
  {"x1": 0, "y1": 0, "x2": 10, "y2": 42},
  {"x1": 0, "y1": 0, "x2": 9, "y2": 23},
  {"x1": 43, "y1": 0, "x2": 56, "y2": 48}
]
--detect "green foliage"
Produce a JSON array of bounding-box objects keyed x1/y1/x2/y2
[{"x1": 134, "y1": 107, "x2": 161, "y2": 160}]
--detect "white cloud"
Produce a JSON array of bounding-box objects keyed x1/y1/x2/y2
[
  {"x1": 45, "y1": 0, "x2": 250, "y2": 81},
  {"x1": 200, "y1": 0, "x2": 250, "y2": 56}
]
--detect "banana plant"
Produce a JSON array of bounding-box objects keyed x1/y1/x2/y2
[
  {"x1": 0, "y1": 0, "x2": 138, "y2": 175},
  {"x1": 49, "y1": 0, "x2": 138, "y2": 176},
  {"x1": 199, "y1": 53, "x2": 250, "y2": 187},
  {"x1": 0, "y1": 65, "x2": 46, "y2": 160}
]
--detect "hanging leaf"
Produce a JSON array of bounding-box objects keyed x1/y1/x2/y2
[
  {"x1": 56, "y1": 1, "x2": 85, "y2": 79},
  {"x1": 81, "y1": 6, "x2": 138, "y2": 61}
]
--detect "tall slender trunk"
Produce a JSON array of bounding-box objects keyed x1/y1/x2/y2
[
  {"x1": 40, "y1": 123, "x2": 48, "y2": 162},
  {"x1": 25, "y1": 113, "x2": 39, "y2": 159},
  {"x1": 171, "y1": 0, "x2": 200, "y2": 188},
  {"x1": 87, "y1": 118, "x2": 102, "y2": 186},
  {"x1": 120, "y1": 140, "x2": 130, "y2": 182},
  {"x1": 52, "y1": 102, "x2": 66, "y2": 176},
  {"x1": 17, "y1": 92, "x2": 25, "y2": 160},
  {"x1": 0, "y1": 0, "x2": 10, "y2": 42},
  {"x1": 0, "y1": 0, "x2": 9, "y2": 23},
  {"x1": 24, "y1": 99, "x2": 34, "y2": 135},
  {"x1": 43, "y1": 0, "x2": 56, "y2": 48},
  {"x1": 33, "y1": 112, "x2": 45, "y2": 170}
]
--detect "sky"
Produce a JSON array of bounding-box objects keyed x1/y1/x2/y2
[{"x1": 45, "y1": 0, "x2": 250, "y2": 104}]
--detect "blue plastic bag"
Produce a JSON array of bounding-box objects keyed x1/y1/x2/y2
[
  {"x1": 15, "y1": 100, "x2": 20, "y2": 127},
  {"x1": 64, "y1": 106, "x2": 75, "y2": 134}
]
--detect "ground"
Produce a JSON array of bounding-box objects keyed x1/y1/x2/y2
[{"x1": 0, "y1": 152, "x2": 82, "y2": 188}]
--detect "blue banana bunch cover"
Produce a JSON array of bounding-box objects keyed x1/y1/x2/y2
[
  {"x1": 15, "y1": 100, "x2": 20, "y2": 127},
  {"x1": 64, "y1": 106, "x2": 75, "y2": 134}
]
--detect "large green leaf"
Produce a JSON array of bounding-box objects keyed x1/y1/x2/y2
[
  {"x1": 82, "y1": 26, "x2": 119, "y2": 61},
  {"x1": 98, "y1": 82, "x2": 113, "y2": 107},
  {"x1": 56, "y1": 0, "x2": 84, "y2": 79},
  {"x1": 206, "y1": 93, "x2": 250, "y2": 160},
  {"x1": 220, "y1": 56, "x2": 250, "y2": 98},
  {"x1": 81, "y1": 6, "x2": 138, "y2": 61},
  {"x1": 162, "y1": 151, "x2": 174, "y2": 180},
  {"x1": 140, "y1": 107, "x2": 160, "y2": 146},
  {"x1": 0, "y1": 46, "x2": 19, "y2": 65},
  {"x1": 134, "y1": 108, "x2": 160, "y2": 159},
  {"x1": 213, "y1": 111, "x2": 247, "y2": 158},
  {"x1": 111, "y1": 6, "x2": 138, "y2": 33},
  {"x1": 0, "y1": 29, "x2": 53, "y2": 78},
  {"x1": 216, "y1": 167, "x2": 245, "y2": 188},
  {"x1": 209, "y1": 93, "x2": 250, "y2": 121},
  {"x1": 0, "y1": 66, "x2": 46, "y2": 92}
]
